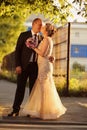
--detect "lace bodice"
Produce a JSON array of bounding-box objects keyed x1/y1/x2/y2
[
  {"x1": 37, "y1": 37, "x2": 53, "y2": 81},
  {"x1": 43, "y1": 37, "x2": 53, "y2": 57},
  {"x1": 38, "y1": 37, "x2": 53, "y2": 63}
]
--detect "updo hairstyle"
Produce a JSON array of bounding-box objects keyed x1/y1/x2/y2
[{"x1": 45, "y1": 23, "x2": 56, "y2": 37}]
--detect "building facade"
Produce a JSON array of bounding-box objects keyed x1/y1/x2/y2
[{"x1": 70, "y1": 23, "x2": 87, "y2": 71}]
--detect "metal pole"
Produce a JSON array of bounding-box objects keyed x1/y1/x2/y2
[{"x1": 66, "y1": 22, "x2": 71, "y2": 96}]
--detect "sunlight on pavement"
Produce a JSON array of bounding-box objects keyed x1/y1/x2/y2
[
  {"x1": 78, "y1": 102, "x2": 87, "y2": 108},
  {"x1": 0, "y1": 106, "x2": 10, "y2": 116},
  {"x1": 0, "y1": 106, "x2": 5, "y2": 115}
]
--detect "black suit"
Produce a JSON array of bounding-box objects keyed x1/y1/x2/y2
[{"x1": 13, "y1": 30, "x2": 40, "y2": 112}]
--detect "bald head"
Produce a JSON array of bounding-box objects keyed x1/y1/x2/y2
[{"x1": 32, "y1": 18, "x2": 42, "y2": 33}]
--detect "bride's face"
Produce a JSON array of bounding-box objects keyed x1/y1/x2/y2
[{"x1": 41, "y1": 26, "x2": 47, "y2": 36}]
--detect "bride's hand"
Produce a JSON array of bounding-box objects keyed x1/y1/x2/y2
[
  {"x1": 26, "y1": 38, "x2": 32, "y2": 42},
  {"x1": 25, "y1": 38, "x2": 33, "y2": 48}
]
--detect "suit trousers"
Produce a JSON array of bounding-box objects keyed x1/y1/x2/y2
[{"x1": 13, "y1": 62, "x2": 38, "y2": 112}]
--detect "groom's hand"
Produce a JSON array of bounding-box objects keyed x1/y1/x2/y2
[
  {"x1": 16, "y1": 66, "x2": 22, "y2": 74},
  {"x1": 49, "y1": 56, "x2": 55, "y2": 63}
]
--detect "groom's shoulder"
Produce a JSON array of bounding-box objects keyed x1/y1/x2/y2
[{"x1": 20, "y1": 30, "x2": 31, "y2": 35}]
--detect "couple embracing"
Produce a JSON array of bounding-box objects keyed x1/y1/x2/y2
[{"x1": 8, "y1": 18, "x2": 66, "y2": 119}]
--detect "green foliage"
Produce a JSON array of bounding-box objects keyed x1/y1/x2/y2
[
  {"x1": 79, "y1": 80, "x2": 87, "y2": 92},
  {"x1": 79, "y1": 80, "x2": 87, "y2": 96},
  {"x1": 54, "y1": 76, "x2": 66, "y2": 95},
  {"x1": 0, "y1": 70, "x2": 17, "y2": 83},
  {"x1": 70, "y1": 69, "x2": 87, "y2": 81},
  {"x1": 0, "y1": 8, "x2": 27, "y2": 62},
  {"x1": 54, "y1": 73, "x2": 87, "y2": 96},
  {"x1": 72, "y1": 62, "x2": 85, "y2": 72},
  {"x1": 54, "y1": 76, "x2": 66, "y2": 89},
  {"x1": 0, "y1": 0, "x2": 74, "y2": 23},
  {"x1": 69, "y1": 78, "x2": 79, "y2": 91},
  {"x1": 69, "y1": 78, "x2": 87, "y2": 96}
]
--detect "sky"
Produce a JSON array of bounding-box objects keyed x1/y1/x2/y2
[
  {"x1": 67, "y1": 0, "x2": 86, "y2": 22},
  {"x1": 53, "y1": 0, "x2": 87, "y2": 22}
]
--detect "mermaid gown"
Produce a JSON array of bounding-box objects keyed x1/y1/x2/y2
[{"x1": 23, "y1": 37, "x2": 66, "y2": 119}]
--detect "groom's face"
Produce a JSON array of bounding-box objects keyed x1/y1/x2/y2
[{"x1": 33, "y1": 20, "x2": 42, "y2": 33}]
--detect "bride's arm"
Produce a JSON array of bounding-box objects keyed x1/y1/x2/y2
[{"x1": 33, "y1": 38, "x2": 49, "y2": 57}]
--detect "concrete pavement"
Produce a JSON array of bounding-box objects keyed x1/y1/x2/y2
[
  {"x1": 0, "y1": 123, "x2": 87, "y2": 130},
  {"x1": 0, "y1": 79, "x2": 87, "y2": 125}
]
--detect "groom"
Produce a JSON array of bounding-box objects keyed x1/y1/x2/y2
[{"x1": 8, "y1": 18, "x2": 42, "y2": 116}]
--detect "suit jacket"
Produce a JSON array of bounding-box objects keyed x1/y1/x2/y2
[{"x1": 15, "y1": 30, "x2": 42, "y2": 70}]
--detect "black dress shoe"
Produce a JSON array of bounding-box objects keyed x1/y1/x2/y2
[
  {"x1": 27, "y1": 114, "x2": 30, "y2": 117},
  {"x1": 8, "y1": 111, "x2": 19, "y2": 117}
]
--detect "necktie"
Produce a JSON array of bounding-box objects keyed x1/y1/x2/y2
[
  {"x1": 33, "y1": 34, "x2": 38, "y2": 47},
  {"x1": 34, "y1": 34, "x2": 37, "y2": 41},
  {"x1": 32, "y1": 34, "x2": 38, "y2": 62}
]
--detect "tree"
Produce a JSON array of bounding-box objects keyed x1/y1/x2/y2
[
  {"x1": 0, "y1": 0, "x2": 87, "y2": 21},
  {"x1": 0, "y1": 0, "x2": 73, "y2": 23},
  {"x1": 0, "y1": 0, "x2": 87, "y2": 62}
]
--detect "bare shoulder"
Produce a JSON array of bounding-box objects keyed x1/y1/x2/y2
[{"x1": 43, "y1": 37, "x2": 51, "y2": 43}]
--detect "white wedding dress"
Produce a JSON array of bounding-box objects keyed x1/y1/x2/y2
[{"x1": 23, "y1": 37, "x2": 66, "y2": 119}]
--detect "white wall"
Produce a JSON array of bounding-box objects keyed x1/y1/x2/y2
[{"x1": 70, "y1": 23, "x2": 87, "y2": 71}]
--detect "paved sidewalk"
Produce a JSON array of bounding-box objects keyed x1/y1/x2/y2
[{"x1": 0, "y1": 79, "x2": 87, "y2": 124}]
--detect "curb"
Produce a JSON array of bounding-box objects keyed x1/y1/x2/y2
[{"x1": 0, "y1": 117, "x2": 87, "y2": 125}]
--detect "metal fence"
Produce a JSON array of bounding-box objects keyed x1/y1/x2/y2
[{"x1": 52, "y1": 23, "x2": 70, "y2": 95}]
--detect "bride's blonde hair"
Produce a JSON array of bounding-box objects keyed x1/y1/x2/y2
[{"x1": 45, "y1": 23, "x2": 56, "y2": 37}]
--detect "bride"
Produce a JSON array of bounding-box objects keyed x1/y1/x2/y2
[{"x1": 23, "y1": 23, "x2": 66, "y2": 119}]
